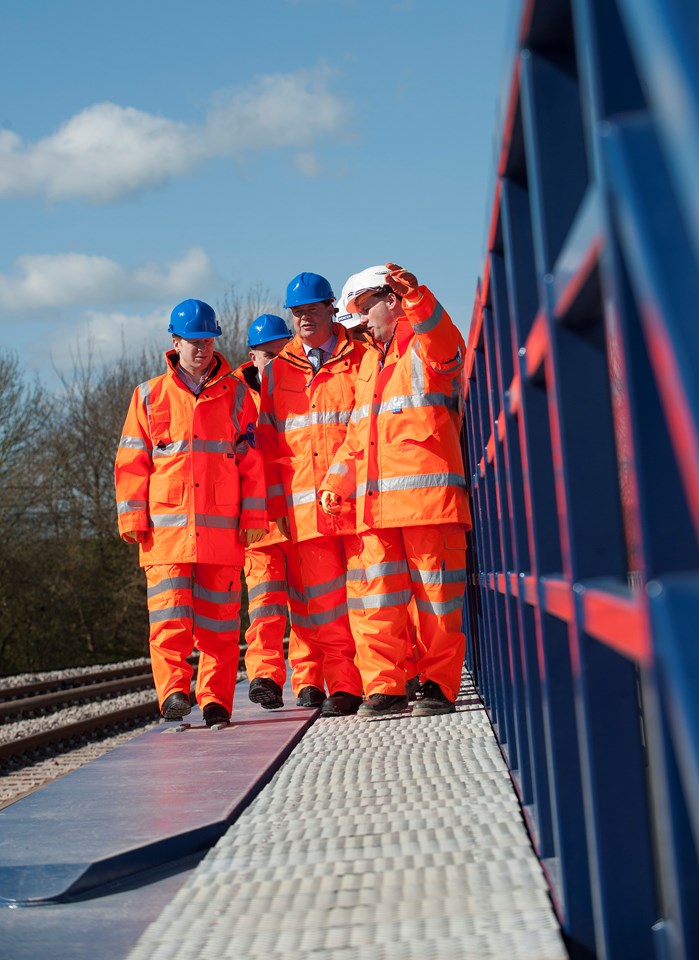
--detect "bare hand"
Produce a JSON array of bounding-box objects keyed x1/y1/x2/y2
[
  {"x1": 240, "y1": 528, "x2": 267, "y2": 545},
  {"x1": 320, "y1": 490, "x2": 342, "y2": 516},
  {"x1": 385, "y1": 262, "x2": 419, "y2": 299},
  {"x1": 275, "y1": 516, "x2": 292, "y2": 540},
  {"x1": 122, "y1": 530, "x2": 147, "y2": 544}
]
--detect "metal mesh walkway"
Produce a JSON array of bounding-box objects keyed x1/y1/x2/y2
[{"x1": 127, "y1": 673, "x2": 567, "y2": 960}]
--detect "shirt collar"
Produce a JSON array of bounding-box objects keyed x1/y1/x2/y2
[{"x1": 302, "y1": 332, "x2": 337, "y2": 357}]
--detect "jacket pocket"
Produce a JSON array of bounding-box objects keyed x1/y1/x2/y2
[
  {"x1": 150, "y1": 412, "x2": 172, "y2": 446},
  {"x1": 150, "y1": 478, "x2": 185, "y2": 505}
]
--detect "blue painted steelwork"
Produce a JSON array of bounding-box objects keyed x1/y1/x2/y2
[{"x1": 462, "y1": 1, "x2": 699, "y2": 957}]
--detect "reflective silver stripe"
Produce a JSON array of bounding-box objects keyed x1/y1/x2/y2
[
  {"x1": 193, "y1": 613, "x2": 240, "y2": 633},
  {"x1": 378, "y1": 473, "x2": 467, "y2": 492},
  {"x1": 268, "y1": 484, "x2": 284, "y2": 499},
  {"x1": 192, "y1": 439, "x2": 235, "y2": 454},
  {"x1": 119, "y1": 436, "x2": 150, "y2": 451},
  {"x1": 280, "y1": 414, "x2": 311, "y2": 431},
  {"x1": 248, "y1": 580, "x2": 287, "y2": 602},
  {"x1": 257, "y1": 411, "x2": 276, "y2": 428},
  {"x1": 280, "y1": 409, "x2": 352, "y2": 433},
  {"x1": 230, "y1": 379, "x2": 247, "y2": 433},
  {"x1": 347, "y1": 589, "x2": 413, "y2": 610},
  {"x1": 147, "y1": 577, "x2": 192, "y2": 599},
  {"x1": 288, "y1": 489, "x2": 316, "y2": 507},
  {"x1": 139, "y1": 380, "x2": 151, "y2": 416},
  {"x1": 151, "y1": 514, "x2": 189, "y2": 527},
  {"x1": 117, "y1": 499, "x2": 147, "y2": 515},
  {"x1": 153, "y1": 440, "x2": 190, "y2": 458},
  {"x1": 289, "y1": 611, "x2": 314, "y2": 630},
  {"x1": 305, "y1": 574, "x2": 346, "y2": 599},
  {"x1": 326, "y1": 462, "x2": 350, "y2": 477},
  {"x1": 350, "y1": 403, "x2": 371, "y2": 424},
  {"x1": 415, "y1": 596, "x2": 464, "y2": 616},
  {"x1": 308, "y1": 602, "x2": 348, "y2": 627},
  {"x1": 249, "y1": 603, "x2": 288, "y2": 622},
  {"x1": 411, "y1": 341, "x2": 425, "y2": 395},
  {"x1": 193, "y1": 583, "x2": 240, "y2": 604},
  {"x1": 377, "y1": 392, "x2": 459, "y2": 417},
  {"x1": 412, "y1": 301, "x2": 443, "y2": 335},
  {"x1": 242, "y1": 497, "x2": 266, "y2": 512},
  {"x1": 288, "y1": 585, "x2": 306, "y2": 603},
  {"x1": 346, "y1": 560, "x2": 409, "y2": 582},
  {"x1": 149, "y1": 605, "x2": 193, "y2": 623},
  {"x1": 194, "y1": 514, "x2": 239, "y2": 529},
  {"x1": 410, "y1": 567, "x2": 468, "y2": 585},
  {"x1": 356, "y1": 477, "x2": 379, "y2": 499}
]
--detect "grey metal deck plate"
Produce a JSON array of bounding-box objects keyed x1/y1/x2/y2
[{"x1": 127, "y1": 673, "x2": 567, "y2": 960}]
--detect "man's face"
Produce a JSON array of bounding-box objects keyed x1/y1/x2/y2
[
  {"x1": 173, "y1": 336, "x2": 215, "y2": 376},
  {"x1": 290, "y1": 301, "x2": 335, "y2": 347},
  {"x1": 355, "y1": 291, "x2": 396, "y2": 344},
  {"x1": 248, "y1": 337, "x2": 290, "y2": 375}
]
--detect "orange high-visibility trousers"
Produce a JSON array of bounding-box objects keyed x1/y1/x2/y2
[
  {"x1": 243, "y1": 539, "x2": 324, "y2": 696},
  {"x1": 144, "y1": 563, "x2": 242, "y2": 712},
  {"x1": 294, "y1": 534, "x2": 363, "y2": 697},
  {"x1": 346, "y1": 524, "x2": 467, "y2": 701}
]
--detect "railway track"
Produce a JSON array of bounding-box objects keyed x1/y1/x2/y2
[
  {"x1": 0, "y1": 661, "x2": 166, "y2": 807},
  {"x1": 0, "y1": 646, "x2": 273, "y2": 807}
]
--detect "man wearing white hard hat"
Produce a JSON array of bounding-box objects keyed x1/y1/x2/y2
[
  {"x1": 335, "y1": 280, "x2": 369, "y2": 342},
  {"x1": 319, "y1": 263, "x2": 472, "y2": 718}
]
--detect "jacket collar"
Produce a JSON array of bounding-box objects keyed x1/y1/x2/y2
[
  {"x1": 165, "y1": 349, "x2": 232, "y2": 388},
  {"x1": 278, "y1": 322, "x2": 357, "y2": 372}
]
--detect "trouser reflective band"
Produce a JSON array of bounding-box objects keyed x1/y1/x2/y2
[
  {"x1": 243, "y1": 539, "x2": 324, "y2": 695},
  {"x1": 295, "y1": 534, "x2": 363, "y2": 697},
  {"x1": 144, "y1": 562, "x2": 242, "y2": 712},
  {"x1": 346, "y1": 524, "x2": 467, "y2": 700}
]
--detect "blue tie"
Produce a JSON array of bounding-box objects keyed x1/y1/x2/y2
[{"x1": 308, "y1": 347, "x2": 324, "y2": 372}]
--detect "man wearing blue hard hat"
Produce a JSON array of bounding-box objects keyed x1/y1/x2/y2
[
  {"x1": 115, "y1": 299, "x2": 267, "y2": 727},
  {"x1": 233, "y1": 315, "x2": 326, "y2": 711},
  {"x1": 257, "y1": 273, "x2": 366, "y2": 716}
]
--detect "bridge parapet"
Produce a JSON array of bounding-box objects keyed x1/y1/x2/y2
[{"x1": 463, "y1": 1, "x2": 699, "y2": 957}]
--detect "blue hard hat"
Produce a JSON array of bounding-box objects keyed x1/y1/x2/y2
[
  {"x1": 284, "y1": 273, "x2": 335, "y2": 309},
  {"x1": 247, "y1": 314, "x2": 292, "y2": 348},
  {"x1": 168, "y1": 299, "x2": 222, "y2": 338}
]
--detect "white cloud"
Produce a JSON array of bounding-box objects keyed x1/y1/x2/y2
[
  {"x1": 0, "y1": 247, "x2": 215, "y2": 311},
  {"x1": 294, "y1": 152, "x2": 324, "y2": 178},
  {"x1": 0, "y1": 65, "x2": 349, "y2": 204}
]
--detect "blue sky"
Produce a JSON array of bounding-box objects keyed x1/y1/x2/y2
[{"x1": 2, "y1": 0, "x2": 515, "y2": 387}]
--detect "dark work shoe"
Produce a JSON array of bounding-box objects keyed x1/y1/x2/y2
[
  {"x1": 411, "y1": 680, "x2": 456, "y2": 717},
  {"x1": 296, "y1": 686, "x2": 327, "y2": 708},
  {"x1": 203, "y1": 702, "x2": 231, "y2": 727},
  {"x1": 406, "y1": 677, "x2": 422, "y2": 702},
  {"x1": 357, "y1": 693, "x2": 409, "y2": 719},
  {"x1": 161, "y1": 691, "x2": 191, "y2": 721},
  {"x1": 321, "y1": 691, "x2": 363, "y2": 716},
  {"x1": 249, "y1": 677, "x2": 284, "y2": 710}
]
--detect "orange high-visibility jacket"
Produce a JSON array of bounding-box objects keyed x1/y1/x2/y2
[
  {"x1": 115, "y1": 350, "x2": 267, "y2": 566},
  {"x1": 321, "y1": 287, "x2": 472, "y2": 531},
  {"x1": 258, "y1": 324, "x2": 366, "y2": 543},
  {"x1": 232, "y1": 359, "x2": 285, "y2": 549}
]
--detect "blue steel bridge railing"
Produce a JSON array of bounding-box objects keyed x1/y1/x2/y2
[{"x1": 461, "y1": 1, "x2": 699, "y2": 958}]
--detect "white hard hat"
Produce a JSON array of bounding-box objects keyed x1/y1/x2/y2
[
  {"x1": 343, "y1": 265, "x2": 390, "y2": 313},
  {"x1": 335, "y1": 278, "x2": 365, "y2": 329}
]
